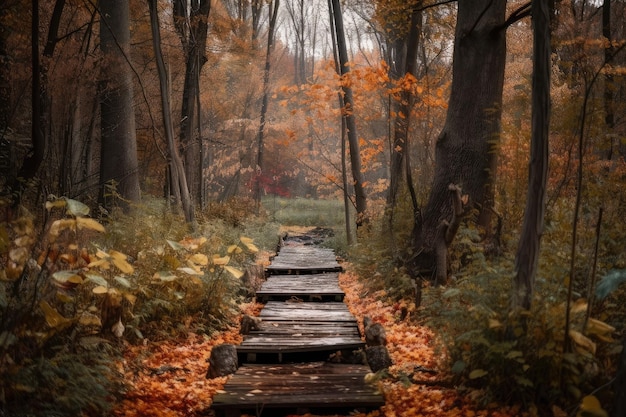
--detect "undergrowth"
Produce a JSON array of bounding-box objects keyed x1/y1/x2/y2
[
  {"x1": 0, "y1": 196, "x2": 280, "y2": 416},
  {"x1": 350, "y1": 194, "x2": 624, "y2": 415}
]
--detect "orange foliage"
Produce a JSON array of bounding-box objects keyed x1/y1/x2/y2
[
  {"x1": 112, "y1": 302, "x2": 262, "y2": 417},
  {"x1": 114, "y1": 270, "x2": 526, "y2": 417}
]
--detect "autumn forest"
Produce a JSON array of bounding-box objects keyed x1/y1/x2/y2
[{"x1": 1, "y1": 0, "x2": 626, "y2": 416}]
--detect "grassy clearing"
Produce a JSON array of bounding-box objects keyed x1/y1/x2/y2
[{"x1": 261, "y1": 196, "x2": 351, "y2": 253}]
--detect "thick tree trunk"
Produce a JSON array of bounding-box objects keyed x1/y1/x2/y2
[
  {"x1": 411, "y1": 0, "x2": 507, "y2": 279},
  {"x1": 148, "y1": 0, "x2": 195, "y2": 227},
  {"x1": 99, "y1": 0, "x2": 141, "y2": 209},
  {"x1": 512, "y1": 0, "x2": 551, "y2": 311},
  {"x1": 330, "y1": 0, "x2": 368, "y2": 228},
  {"x1": 0, "y1": 4, "x2": 13, "y2": 189}
]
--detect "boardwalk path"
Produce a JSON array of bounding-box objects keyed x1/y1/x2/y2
[{"x1": 211, "y1": 231, "x2": 384, "y2": 416}]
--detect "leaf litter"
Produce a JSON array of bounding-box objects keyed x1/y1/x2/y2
[{"x1": 113, "y1": 270, "x2": 524, "y2": 417}]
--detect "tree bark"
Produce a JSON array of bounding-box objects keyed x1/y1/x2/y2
[
  {"x1": 330, "y1": 0, "x2": 368, "y2": 228},
  {"x1": 602, "y1": 0, "x2": 615, "y2": 159},
  {"x1": 254, "y1": 0, "x2": 280, "y2": 210},
  {"x1": 98, "y1": 0, "x2": 141, "y2": 209},
  {"x1": 327, "y1": 0, "x2": 353, "y2": 245},
  {"x1": 387, "y1": 4, "x2": 422, "y2": 247},
  {"x1": 148, "y1": 0, "x2": 195, "y2": 227},
  {"x1": 13, "y1": 0, "x2": 46, "y2": 197},
  {"x1": 174, "y1": 0, "x2": 211, "y2": 206},
  {"x1": 512, "y1": 0, "x2": 551, "y2": 311},
  {"x1": 411, "y1": 0, "x2": 507, "y2": 279}
]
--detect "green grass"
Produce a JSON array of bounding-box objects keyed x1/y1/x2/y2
[
  {"x1": 262, "y1": 196, "x2": 349, "y2": 227},
  {"x1": 261, "y1": 196, "x2": 352, "y2": 254}
]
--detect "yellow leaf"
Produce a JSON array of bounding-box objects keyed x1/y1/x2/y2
[
  {"x1": 577, "y1": 395, "x2": 608, "y2": 417},
  {"x1": 469, "y1": 369, "x2": 488, "y2": 379},
  {"x1": 45, "y1": 200, "x2": 67, "y2": 211},
  {"x1": 243, "y1": 242, "x2": 259, "y2": 253},
  {"x1": 109, "y1": 250, "x2": 127, "y2": 261},
  {"x1": 189, "y1": 253, "x2": 209, "y2": 266},
  {"x1": 39, "y1": 301, "x2": 72, "y2": 329},
  {"x1": 76, "y1": 217, "x2": 105, "y2": 233},
  {"x1": 92, "y1": 286, "x2": 108, "y2": 294},
  {"x1": 154, "y1": 271, "x2": 177, "y2": 281},
  {"x1": 178, "y1": 267, "x2": 203, "y2": 276},
  {"x1": 88, "y1": 258, "x2": 110, "y2": 270},
  {"x1": 240, "y1": 236, "x2": 254, "y2": 244},
  {"x1": 56, "y1": 292, "x2": 74, "y2": 303},
  {"x1": 124, "y1": 292, "x2": 137, "y2": 305},
  {"x1": 586, "y1": 318, "x2": 615, "y2": 337},
  {"x1": 227, "y1": 244, "x2": 241, "y2": 254},
  {"x1": 570, "y1": 299, "x2": 588, "y2": 314},
  {"x1": 569, "y1": 329, "x2": 596, "y2": 355},
  {"x1": 9, "y1": 247, "x2": 28, "y2": 264},
  {"x1": 110, "y1": 251, "x2": 134, "y2": 274},
  {"x1": 224, "y1": 266, "x2": 244, "y2": 279},
  {"x1": 213, "y1": 255, "x2": 230, "y2": 266},
  {"x1": 79, "y1": 312, "x2": 102, "y2": 328},
  {"x1": 49, "y1": 219, "x2": 76, "y2": 239}
]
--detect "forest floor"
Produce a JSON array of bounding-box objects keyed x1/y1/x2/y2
[{"x1": 111, "y1": 236, "x2": 527, "y2": 417}]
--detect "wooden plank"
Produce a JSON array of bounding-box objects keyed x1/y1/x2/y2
[
  {"x1": 259, "y1": 301, "x2": 356, "y2": 322},
  {"x1": 267, "y1": 246, "x2": 342, "y2": 274},
  {"x1": 211, "y1": 362, "x2": 384, "y2": 413},
  {"x1": 257, "y1": 273, "x2": 344, "y2": 301},
  {"x1": 254, "y1": 321, "x2": 360, "y2": 336},
  {"x1": 237, "y1": 336, "x2": 364, "y2": 353},
  {"x1": 238, "y1": 301, "x2": 364, "y2": 356}
]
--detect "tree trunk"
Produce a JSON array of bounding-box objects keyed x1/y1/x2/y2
[
  {"x1": 148, "y1": 0, "x2": 196, "y2": 227},
  {"x1": 512, "y1": 0, "x2": 551, "y2": 311},
  {"x1": 99, "y1": 0, "x2": 141, "y2": 209},
  {"x1": 603, "y1": 0, "x2": 615, "y2": 159},
  {"x1": 327, "y1": 0, "x2": 353, "y2": 246},
  {"x1": 411, "y1": 0, "x2": 507, "y2": 279},
  {"x1": 13, "y1": 0, "x2": 46, "y2": 199},
  {"x1": 254, "y1": 0, "x2": 280, "y2": 210},
  {"x1": 0, "y1": 3, "x2": 13, "y2": 189},
  {"x1": 174, "y1": 0, "x2": 211, "y2": 206},
  {"x1": 330, "y1": 0, "x2": 368, "y2": 228},
  {"x1": 387, "y1": 5, "x2": 422, "y2": 245}
]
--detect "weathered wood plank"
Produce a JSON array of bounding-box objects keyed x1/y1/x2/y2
[
  {"x1": 211, "y1": 362, "x2": 384, "y2": 414},
  {"x1": 267, "y1": 247, "x2": 342, "y2": 274},
  {"x1": 238, "y1": 301, "x2": 364, "y2": 357},
  {"x1": 257, "y1": 273, "x2": 344, "y2": 301},
  {"x1": 259, "y1": 301, "x2": 356, "y2": 322},
  {"x1": 254, "y1": 321, "x2": 360, "y2": 335}
]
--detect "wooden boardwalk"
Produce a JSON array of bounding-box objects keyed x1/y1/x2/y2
[{"x1": 211, "y1": 235, "x2": 384, "y2": 416}]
